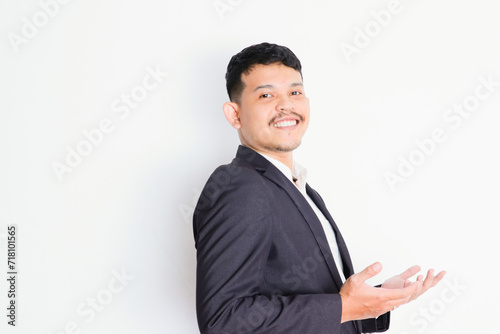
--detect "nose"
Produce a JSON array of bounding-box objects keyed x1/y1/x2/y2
[{"x1": 276, "y1": 95, "x2": 294, "y2": 112}]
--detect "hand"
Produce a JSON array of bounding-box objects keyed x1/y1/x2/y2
[
  {"x1": 340, "y1": 262, "x2": 422, "y2": 323},
  {"x1": 382, "y1": 266, "x2": 447, "y2": 303},
  {"x1": 382, "y1": 265, "x2": 422, "y2": 289}
]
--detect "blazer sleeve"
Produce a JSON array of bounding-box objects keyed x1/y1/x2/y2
[
  {"x1": 361, "y1": 312, "x2": 390, "y2": 333},
  {"x1": 193, "y1": 166, "x2": 345, "y2": 334}
]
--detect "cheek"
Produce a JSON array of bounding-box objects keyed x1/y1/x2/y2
[
  {"x1": 300, "y1": 104, "x2": 311, "y2": 128},
  {"x1": 243, "y1": 110, "x2": 269, "y2": 128},
  {"x1": 240, "y1": 114, "x2": 268, "y2": 137},
  {"x1": 297, "y1": 97, "x2": 310, "y2": 111},
  {"x1": 302, "y1": 119, "x2": 310, "y2": 133},
  {"x1": 300, "y1": 102, "x2": 311, "y2": 121}
]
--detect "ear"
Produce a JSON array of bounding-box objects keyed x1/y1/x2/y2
[{"x1": 223, "y1": 101, "x2": 241, "y2": 129}]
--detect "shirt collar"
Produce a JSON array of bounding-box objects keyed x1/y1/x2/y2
[{"x1": 256, "y1": 152, "x2": 308, "y2": 193}]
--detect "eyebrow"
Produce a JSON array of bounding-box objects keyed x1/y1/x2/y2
[{"x1": 253, "y1": 82, "x2": 303, "y2": 92}]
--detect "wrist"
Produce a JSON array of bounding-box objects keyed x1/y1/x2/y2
[{"x1": 340, "y1": 293, "x2": 353, "y2": 323}]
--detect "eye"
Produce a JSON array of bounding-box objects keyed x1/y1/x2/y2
[
  {"x1": 259, "y1": 93, "x2": 272, "y2": 98},
  {"x1": 290, "y1": 91, "x2": 302, "y2": 96}
]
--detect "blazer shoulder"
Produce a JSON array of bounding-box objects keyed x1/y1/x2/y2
[
  {"x1": 194, "y1": 157, "x2": 272, "y2": 213},
  {"x1": 193, "y1": 158, "x2": 274, "y2": 244},
  {"x1": 208, "y1": 155, "x2": 267, "y2": 187}
]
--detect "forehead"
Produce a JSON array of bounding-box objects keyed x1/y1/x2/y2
[{"x1": 241, "y1": 63, "x2": 303, "y2": 89}]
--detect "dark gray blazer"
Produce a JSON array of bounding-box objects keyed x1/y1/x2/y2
[{"x1": 193, "y1": 145, "x2": 390, "y2": 333}]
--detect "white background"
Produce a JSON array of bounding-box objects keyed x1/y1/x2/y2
[{"x1": 1, "y1": 0, "x2": 499, "y2": 333}]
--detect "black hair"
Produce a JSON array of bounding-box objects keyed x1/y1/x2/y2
[{"x1": 225, "y1": 42, "x2": 302, "y2": 103}]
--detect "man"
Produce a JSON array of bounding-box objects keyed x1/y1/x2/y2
[{"x1": 193, "y1": 42, "x2": 445, "y2": 333}]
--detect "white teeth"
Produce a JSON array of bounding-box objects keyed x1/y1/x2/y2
[{"x1": 274, "y1": 120, "x2": 297, "y2": 128}]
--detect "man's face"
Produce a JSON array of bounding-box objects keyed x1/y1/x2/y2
[{"x1": 233, "y1": 63, "x2": 310, "y2": 155}]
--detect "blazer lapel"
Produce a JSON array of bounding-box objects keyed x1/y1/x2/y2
[
  {"x1": 306, "y1": 185, "x2": 361, "y2": 334},
  {"x1": 306, "y1": 185, "x2": 355, "y2": 279},
  {"x1": 235, "y1": 145, "x2": 346, "y2": 290}
]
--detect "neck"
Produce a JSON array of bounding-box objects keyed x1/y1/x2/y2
[
  {"x1": 266, "y1": 152, "x2": 293, "y2": 172},
  {"x1": 246, "y1": 146, "x2": 293, "y2": 172}
]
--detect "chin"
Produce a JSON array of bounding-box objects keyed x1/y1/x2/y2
[{"x1": 273, "y1": 141, "x2": 302, "y2": 153}]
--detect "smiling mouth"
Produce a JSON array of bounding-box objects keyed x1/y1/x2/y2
[
  {"x1": 273, "y1": 120, "x2": 299, "y2": 128},
  {"x1": 270, "y1": 112, "x2": 304, "y2": 129}
]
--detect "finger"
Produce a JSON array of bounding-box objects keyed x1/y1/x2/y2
[
  {"x1": 403, "y1": 279, "x2": 421, "y2": 290},
  {"x1": 405, "y1": 274, "x2": 423, "y2": 288},
  {"x1": 430, "y1": 270, "x2": 447, "y2": 288},
  {"x1": 409, "y1": 279, "x2": 423, "y2": 302},
  {"x1": 405, "y1": 280, "x2": 423, "y2": 303},
  {"x1": 352, "y1": 262, "x2": 383, "y2": 284},
  {"x1": 421, "y1": 269, "x2": 435, "y2": 293},
  {"x1": 398, "y1": 265, "x2": 421, "y2": 280}
]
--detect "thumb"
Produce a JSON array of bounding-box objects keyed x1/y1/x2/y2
[{"x1": 354, "y1": 262, "x2": 382, "y2": 283}]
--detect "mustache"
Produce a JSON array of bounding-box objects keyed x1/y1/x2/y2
[{"x1": 269, "y1": 112, "x2": 304, "y2": 126}]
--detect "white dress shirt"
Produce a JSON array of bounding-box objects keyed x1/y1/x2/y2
[{"x1": 257, "y1": 152, "x2": 346, "y2": 282}]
